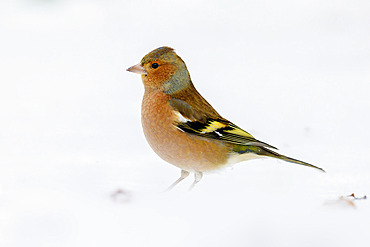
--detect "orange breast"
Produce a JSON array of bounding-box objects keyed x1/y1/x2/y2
[{"x1": 141, "y1": 90, "x2": 231, "y2": 172}]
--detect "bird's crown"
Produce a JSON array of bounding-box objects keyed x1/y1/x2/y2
[{"x1": 140, "y1": 46, "x2": 177, "y2": 65}]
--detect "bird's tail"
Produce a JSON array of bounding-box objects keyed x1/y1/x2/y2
[
  {"x1": 260, "y1": 147, "x2": 325, "y2": 172},
  {"x1": 235, "y1": 145, "x2": 325, "y2": 172}
]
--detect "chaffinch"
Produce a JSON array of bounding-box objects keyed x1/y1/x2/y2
[{"x1": 127, "y1": 46, "x2": 324, "y2": 190}]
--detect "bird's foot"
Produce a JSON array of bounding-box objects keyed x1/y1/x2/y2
[
  {"x1": 188, "y1": 171, "x2": 203, "y2": 191},
  {"x1": 165, "y1": 170, "x2": 190, "y2": 191}
]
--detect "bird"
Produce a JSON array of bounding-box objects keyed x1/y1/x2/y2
[{"x1": 127, "y1": 46, "x2": 324, "y2": 190}]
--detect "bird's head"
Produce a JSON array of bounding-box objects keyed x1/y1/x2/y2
[{"x1": 127, "y1": 47, "x2": 191, "y2": 94}]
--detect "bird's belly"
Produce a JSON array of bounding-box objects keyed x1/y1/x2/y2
[{"x1": 141, "y1": 93, "x2": 230, "y2": 172}]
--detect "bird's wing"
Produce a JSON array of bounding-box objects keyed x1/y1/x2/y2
[{"x1": 169, "y1": 98, "x2": 277, "y2": 149}]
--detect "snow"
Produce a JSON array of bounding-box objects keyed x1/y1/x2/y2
[{"x1": 1, "y1": 0, "x2": 370, "y2": 246}]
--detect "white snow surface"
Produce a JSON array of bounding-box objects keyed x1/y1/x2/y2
[{"x1": 1, "y1": 0, "x2": 370, "y2": 246}]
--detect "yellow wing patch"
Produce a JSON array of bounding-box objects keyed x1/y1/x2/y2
[
  {"x1": 175, "y1": 118, "x2": 278, "y2": 149},
  {"x1": 223, "y1": 126, "x2": 254, "y2": 138},
  {"x1": 200, "y1": 121, "x2": 228, "y2": 133}
]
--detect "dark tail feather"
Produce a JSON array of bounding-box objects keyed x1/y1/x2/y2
[{"x1": 259, "y1": 147, "x2": 325, "y2": 172}]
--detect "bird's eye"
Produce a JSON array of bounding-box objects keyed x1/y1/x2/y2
[{"x1": 151, "y1": 63, "x2": 159, "y2": 69}]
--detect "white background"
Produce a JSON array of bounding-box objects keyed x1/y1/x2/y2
[{"x1": 1, "y1": 0, "x2": 369, "y2": 246}]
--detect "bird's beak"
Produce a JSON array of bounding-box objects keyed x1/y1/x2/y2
[{"x1": 127, "y1": 64, "x2": 147, "y2": 75}]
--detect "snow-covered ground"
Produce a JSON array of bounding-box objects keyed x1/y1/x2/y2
[{"x1": 1, "y1": 0, "x2": 369, "y2": 246}]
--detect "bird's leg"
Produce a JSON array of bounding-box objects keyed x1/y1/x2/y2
[
  {"x1": 189, "y1": 171, "x2": 203, "y2": 191},
  {"x1": 166, "y1": 170, "x2": 190, "y2": 191}
]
